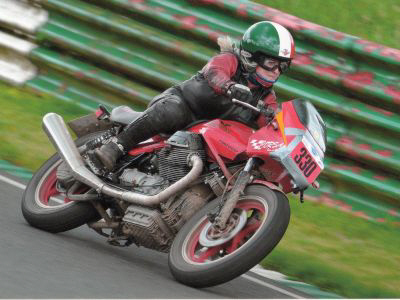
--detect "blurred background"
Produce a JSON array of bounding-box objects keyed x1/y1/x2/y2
[{"x1": 0, "y1": 0, "x2": 399, "y2": 297}]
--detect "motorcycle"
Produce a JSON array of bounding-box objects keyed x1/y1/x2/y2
[{"x1": 21, "y1": 97, "x2": 326, "y2": 287}]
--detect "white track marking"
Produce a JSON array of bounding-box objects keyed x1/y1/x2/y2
[
  {"x1": 241, "y1": 274, "x2": 304, "y2": 298},
  {"x1": 0, "y1": 174, "x2": 64, "y2": 204},
  {"x1": 0, "y1": 174, "x2": 26, "y2": 190}
]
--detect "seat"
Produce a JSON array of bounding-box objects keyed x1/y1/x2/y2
[{"x1": 110, "y1": 105, "x2": 142, "y2": 125}]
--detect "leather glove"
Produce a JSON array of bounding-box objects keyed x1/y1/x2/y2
[
  {"x1": 227, "y1": 84, "x2": 253, "y2": 102},
  {"x1": 261, "y1": 106, "x2": 275, "y2": 122}
]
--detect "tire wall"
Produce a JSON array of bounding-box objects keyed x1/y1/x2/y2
[{"x1": 0, "y1": 0, "x2": 399, "y2": 224}]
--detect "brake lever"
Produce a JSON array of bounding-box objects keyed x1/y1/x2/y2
[{"x1": 231, "y1": 98, "x2": 260, "y2": 113}]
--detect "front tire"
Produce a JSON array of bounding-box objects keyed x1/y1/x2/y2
[
  {"x1": 168, "y1": 185, "x2": 290, "y2": 287},
  {"x1": 21, "y1": 134, "x2": 101, "y2": 233}
]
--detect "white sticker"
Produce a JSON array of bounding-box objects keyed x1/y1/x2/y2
[{"x1": 250, "y1": 139, "x2": 284, "y2": 151}]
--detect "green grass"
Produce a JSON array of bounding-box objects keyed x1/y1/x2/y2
[
  {"x1": 254, "y1": 0, "x2": 400, "y2": 49},
  {"x1": 0, "y1": 82, "x2": 86, "y2": 171},
  {"x1": 262, "y1": 197, "x2": 400, "y2": 298}
]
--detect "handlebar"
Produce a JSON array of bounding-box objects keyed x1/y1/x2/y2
[{"x1": 231, "y1": 98, "x2": 260, "y2": 113}]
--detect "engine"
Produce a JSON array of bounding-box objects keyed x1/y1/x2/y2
[
  {"x1": 121, "y1": 184, "x2": 212, "y2": 252},
  {"x1": 158, "y1": 131, "x2": 206, "y2": 182},
  {"x1": 122, "y1": 205, "x2": 174, "y2": 252},
  {"x1": 119, "y1": 131, "x2": 210, "y2": 251},
  {"x1": 119, "y1": 168, "x2": 167, "y2": 195}
]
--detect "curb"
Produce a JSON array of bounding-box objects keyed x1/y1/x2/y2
[
  {"x1": 0, "y1": 160, "x2": 33, "y2": 180},
  {"x1": 250, "y1": 265, "x2": 342, "y2": 299}
]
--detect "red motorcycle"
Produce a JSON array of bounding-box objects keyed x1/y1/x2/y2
[{"x1": 21, "y1": 98, "x2": 326, "y2": 287}]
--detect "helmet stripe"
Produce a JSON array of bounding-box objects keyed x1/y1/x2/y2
[{"x1": 270, "y1": 22, "x2": 293, "y2": 58}]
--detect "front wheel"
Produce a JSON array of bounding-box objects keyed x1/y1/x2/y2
[{"x1": 168, "y1": 185, "x2": 290, "y2": 288}]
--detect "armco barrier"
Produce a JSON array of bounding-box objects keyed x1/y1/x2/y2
[{"x1": 0, "y1": 0, "x2": 399, "y2": 225}]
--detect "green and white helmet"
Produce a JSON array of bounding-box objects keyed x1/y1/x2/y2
[{"x1": 240, "y1": 21, "x2": 295, "y2": 72}]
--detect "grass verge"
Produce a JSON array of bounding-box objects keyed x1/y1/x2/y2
[
  {"x1": 0, "y1": 82, "x2": 86, "y2": 171},
  {"x1": 262, "y1": 197, "x2": 400, "y2": 298},
  {"x1": 254, "y1": 0, "x2": 400, "y2": 49}
]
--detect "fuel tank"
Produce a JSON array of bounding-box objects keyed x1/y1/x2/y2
[{"x1": 189, "y1": 119, "x2": 253, "y2": 161}]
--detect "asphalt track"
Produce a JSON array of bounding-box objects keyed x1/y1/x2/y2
[{"x1": 0, "y1": 171, "x2": 310, "y2": 299}]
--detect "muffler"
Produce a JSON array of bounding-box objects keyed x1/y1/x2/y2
[{"x1": 42, "y1": 113, "x2": 204, "y2": 206}]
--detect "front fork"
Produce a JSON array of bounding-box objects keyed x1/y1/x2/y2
[{"x1": 213, "y1": 157, "x2": 259, "y2": 229}]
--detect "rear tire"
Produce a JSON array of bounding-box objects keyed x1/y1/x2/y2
[
  {"x1": 21, "y1": 133, "x2": 102, "y2": 233},
  {"x1": 168, "y1": 185, "x2": 290, "y2": 287}
]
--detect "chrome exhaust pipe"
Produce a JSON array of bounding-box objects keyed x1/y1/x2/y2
[{"x1": 42, "y1": 113, "x2": 204, "y2": 206}]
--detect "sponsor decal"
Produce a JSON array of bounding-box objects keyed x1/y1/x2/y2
[{"x1": 250, "y1": 139, "x2": 284, "y2": 151}]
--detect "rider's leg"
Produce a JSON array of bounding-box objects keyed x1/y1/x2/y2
[{"x1": 94, "y1": 92, "x2": 195, "y2": 171}]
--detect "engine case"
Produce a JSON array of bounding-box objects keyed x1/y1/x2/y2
[
  {"x1": 122, "y1": 205, "x2": 174, "y2": 252},
  {"x1": 161, "y1": 184, "x2": 212, "y2": 233},
  {"x1": 119, "y1": 168, "x2": 167, "y2": 195}
]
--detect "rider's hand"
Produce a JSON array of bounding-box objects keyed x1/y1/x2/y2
[
  {"x1": 262, "y1": 107, "x2": 275, "y2": 122},
  {"x1": 228, "y1": 84, "x2": 252, "y2": 102}
]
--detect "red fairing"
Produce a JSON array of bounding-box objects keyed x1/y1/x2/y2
[
  {"x1": 246, "y1": 126, "x2": 285, "y2": 159},
  {"x1": 246, "y1": 124, "x2": 289, "y2": 188},
  {"x1": 202, "y1": 53, "x2": 238, "y2": 94},
  {"x1": 190, "y1": 120, "x2": 253, "y2": 161},
  {"x1": 282, "y1": 101, "x2": 305, "y2": 130}
]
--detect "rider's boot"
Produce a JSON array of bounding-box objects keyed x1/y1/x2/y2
[
  {"x1": 95, "y1": 113, "x2": 158, "y2": 171},
  {"x1": 93, "y1": 94, "x2": 195, "y2": 172}
]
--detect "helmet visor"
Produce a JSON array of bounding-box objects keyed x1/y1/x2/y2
[{"x1": 256, "y1": 55, "x2": 291, "y2": 73}]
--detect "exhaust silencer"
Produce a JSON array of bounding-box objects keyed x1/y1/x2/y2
[{"x1": 42, "y1": 113, "x2": 203, "y2": 206}]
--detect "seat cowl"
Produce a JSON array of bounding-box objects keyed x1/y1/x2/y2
[{"x1": 111, "y1": 106, "x2": 142, "y2": 125}]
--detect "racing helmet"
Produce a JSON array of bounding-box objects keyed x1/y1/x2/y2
[{"x1": 240, "y1": 21, "x2": 295, "y2": 86}]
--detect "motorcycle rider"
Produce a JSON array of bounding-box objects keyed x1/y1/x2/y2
[{"x1": 91, "y1": 21, "x2": 295, "y2": 171}]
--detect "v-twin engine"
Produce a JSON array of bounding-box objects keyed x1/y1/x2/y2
[
  {"x1": 120, "y1": 131, "x2": 210, "y2": 252},
  {"x1": 121, "y1": 184, "x2": 212, "y2": 252}
]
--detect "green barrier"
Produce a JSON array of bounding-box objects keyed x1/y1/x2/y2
[
  {"x1": 39, "y1": 0, "x2": 214, "y2": 66},
  {"x1": 91, "y1": 0, "x2": 399, "y2": 112},
  {"x1": 30, "y1": 47, "x2": 158, "y2": 106},
  {"x1": 323, "y1": 157, "x2": 400, "y2": 204},
  {"x1": 86, "y1": 0, "x2": 242, "y2": 46},
  {"x1": 39, "y1": 8, "x2": 400, "y2": 136},
  {"x1": 276, "y1": 76, "x2": 400, "y2": 134},
  {"x1": 323, "y1": 115, "x2": 400, "y2": 176},
  {"x1": 306, "y1": 177, "x2": 400, "y2": 225},
  {"x1": 193, "y1": 0, "x2": 400, "y2": 69},
  {"x1": 36, "y1": 14, "x2": 197, "y2": 89},
  {"x1": 26, "y1": 69, "x2": 145, "y2": 112}
]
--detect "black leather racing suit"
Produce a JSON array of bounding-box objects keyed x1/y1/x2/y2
[{"x1": 115, "y1": 52, "x2": 278, "y2": 152}]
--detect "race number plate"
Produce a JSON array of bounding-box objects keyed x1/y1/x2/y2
[{"x1": 291, "y1": 142, "x2": 322, "y2": 183}]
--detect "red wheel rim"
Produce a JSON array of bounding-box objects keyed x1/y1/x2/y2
[
  {"x1": 36, "y1": 163, "x2": 88, "y2": 207},
  {"x1": 184, "y1": 198, "x2": 267, "y2": 264}
]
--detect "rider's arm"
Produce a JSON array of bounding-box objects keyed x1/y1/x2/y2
[
  {"x1": 202, "y1": 53, "x2": 238, "y2": 95},
  {"x1": 256, "y1": 91, "x2": 278, "y2": 127}
]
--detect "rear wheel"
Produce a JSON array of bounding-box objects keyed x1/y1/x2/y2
[
  {"x1": 168, "y1": 185, "x2": 290, "y2": 287},
  {"x1": 21, "y1": 134, "x2": 101, "y2": 233}
]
